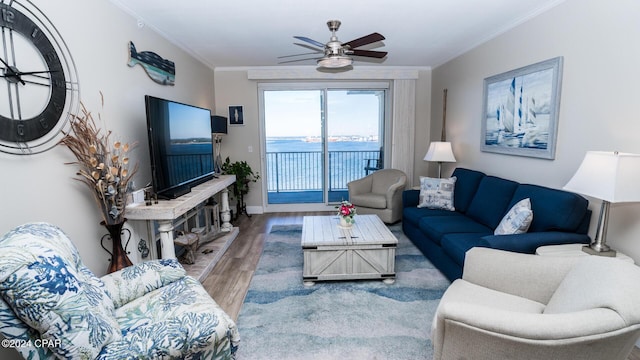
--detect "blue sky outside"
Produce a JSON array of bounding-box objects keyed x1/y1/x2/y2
[{"x1": 264, "y1": 90, "x2": 383, "y2": 138}]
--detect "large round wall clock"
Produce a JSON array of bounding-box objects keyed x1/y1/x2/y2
[{"x1": 0, "y1": 0, "x2": 79, "y2": 155}]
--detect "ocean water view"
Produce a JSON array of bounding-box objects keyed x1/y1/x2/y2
[
  {"x1": 265, "y1": 137, "x2": 381, "y2": 199},
  {"x1": 266, "y1": 137, "x2": 380, "y2": 152}
]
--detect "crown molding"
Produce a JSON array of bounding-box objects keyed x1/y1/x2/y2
[{"x1": 214, "y1": 66, "x2": 429, "y2": 80}]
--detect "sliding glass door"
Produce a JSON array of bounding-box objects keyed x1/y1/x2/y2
[
  {"x1": 325, "y1": 89, "x2": 385, "y2": 202},
  {"x1": 264, "y1": 90, "x2": 324, "y2": 203},
  {"x1": 260, "y1": 83, "x2": 388, "y2": 207}
]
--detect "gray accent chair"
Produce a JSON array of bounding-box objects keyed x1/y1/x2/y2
[
  {"x1": 347, "y1": 168, "x2": 407, "y2": 224},
  {"x1": 432, "y1": 247, "x2": 640, "y2": 360}
]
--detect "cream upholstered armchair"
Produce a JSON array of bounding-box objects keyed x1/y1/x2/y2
[
  {"x1": 347, "y1": 168, "x2": 407, "y2": 224},
  {"x1": 432, "y1": 247, "x2": 640, "y2": 360}
]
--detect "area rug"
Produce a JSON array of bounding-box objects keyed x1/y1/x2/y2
[{"x1": 235, "y1": 222, "x2": 450, "y2": 360}]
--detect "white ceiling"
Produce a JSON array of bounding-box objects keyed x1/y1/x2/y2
[{"x1": 109, "y1": 0, "x2": 565, "y2": 69}]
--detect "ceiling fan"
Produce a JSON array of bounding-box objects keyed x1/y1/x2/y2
[{"x1": 281, "y1": 20, "x2": 387, "y2": 68}]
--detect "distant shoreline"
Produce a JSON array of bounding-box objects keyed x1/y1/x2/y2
[
  {"x1": 267, "y1": 135, "x2": 379, "y2": 143},
  {"x1": 266, "y1": 138, "x2": 380, "y2": 152}
]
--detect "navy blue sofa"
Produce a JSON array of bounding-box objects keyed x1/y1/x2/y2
[{"x1": 402, "y1": 168, "x2": 592, "y2": 281}]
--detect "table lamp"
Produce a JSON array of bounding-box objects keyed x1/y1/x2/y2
[
  {"x1": 211, "y1": 115, "x2": 228, "y2": 174},
  {"x1": 563, "y1": 151, "x2": 640, "y2": 256},
  {"x1": 423, "y1": 142, "x2": 456, "y2": 178}
]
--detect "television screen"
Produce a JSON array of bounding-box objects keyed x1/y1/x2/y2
[{"x1": 145, "y1": 95, "x2": 214, "y2": 199}]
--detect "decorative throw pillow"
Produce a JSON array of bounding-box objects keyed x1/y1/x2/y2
[
  {"x1": 494, "y1": 198, "x2": 534, "y2": 235},
  {"x1": 417, "y1": 176, "x2": 456, "y2": 211}
]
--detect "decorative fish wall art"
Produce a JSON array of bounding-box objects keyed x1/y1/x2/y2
[{"x1": 128, "y1": 41, "x2": 175, "y2": 86}]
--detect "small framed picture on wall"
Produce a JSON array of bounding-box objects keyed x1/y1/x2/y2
[{"x1": 229, "y1": 106, "x2": 244, "y2": 125}]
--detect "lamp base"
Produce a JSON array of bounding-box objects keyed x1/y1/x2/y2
[{"x1": 582, "y1": 244, "x2": 617, "y2": 257}]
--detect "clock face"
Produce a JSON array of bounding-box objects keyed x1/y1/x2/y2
[{"x1": 0, "y1": 1, "x2": 79, "y2": 155}]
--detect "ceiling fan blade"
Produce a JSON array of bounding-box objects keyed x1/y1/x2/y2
[
  {"x1": 351, "y1": 49, "x2": 388, "y2": 58},
  {"x1": 343, "y1": 32, "x2": 385, "y2": 49},
  {"x1": 293, "y1": 36, "x2": 325, "y2": 48},
  {"x1": 278, "y1": 51, "x2": 322, "y2": 59},
  {"x1": 293, "y1": 42, "x2": 324, "y2": 52},
  {"x1": 278, "y1": 56, "x2": 322, "y2": 64}
]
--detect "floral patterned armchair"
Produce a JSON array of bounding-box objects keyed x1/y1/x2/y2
[{"x1": 0, "y1": 223, "x2": 240, "y2": 359}]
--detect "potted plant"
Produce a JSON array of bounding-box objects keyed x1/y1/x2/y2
[{"x1": 221, "y1": 157, "x2": 260, "y2": 218}]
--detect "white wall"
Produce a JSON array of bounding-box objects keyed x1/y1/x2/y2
[
  {"x1": 0, "y1": 0, "x2": 215, "y2": 276},
  {"x1": 431, "y1": 0, "x2": 640, "y2": 263},
  {"x1": 212, "y1": 69, "x2": 263, "y2": 213}
]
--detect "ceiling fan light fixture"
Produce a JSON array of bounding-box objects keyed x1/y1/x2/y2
[
  {"x1": 286, "y1": 20, "x2": 386, "y2": 67},
  {"x1": 317, "y1": 55, "x2": 353, "y2": 68}
]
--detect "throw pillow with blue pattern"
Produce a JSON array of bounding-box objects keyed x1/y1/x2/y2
[
  {"x1": 494, "y1": 198, "x2": 534, "y2": 235},
  {"x1": 0, "y1": 223, "x2": 121, "y2": 359},
  {"x1": 418, "y1": 176, "x2": 457, "y2": 211}
]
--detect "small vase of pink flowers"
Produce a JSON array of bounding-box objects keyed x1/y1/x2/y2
[{"x1": 336, "y1": 200, "x2": 356, "y2": 228}]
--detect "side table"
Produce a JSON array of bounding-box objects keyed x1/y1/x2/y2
[{"x1": 536, "y1": 244, "x2": 634, "y2": 264}]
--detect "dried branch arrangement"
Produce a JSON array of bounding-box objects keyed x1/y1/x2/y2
[{"x1": 59, "y1": 95, "x2": 138, "y2": 225}]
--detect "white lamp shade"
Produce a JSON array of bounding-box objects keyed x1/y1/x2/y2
[
  {"x1": 423, "y1": 142, "x2": 457, "y2": 162},
  {"x1": 563, "y1": 151, "x2": 640, "y2": 203}
]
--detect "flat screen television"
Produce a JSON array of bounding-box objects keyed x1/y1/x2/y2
[{"x1": 145, "y1": 95, "x2": 214, "y2": 199}]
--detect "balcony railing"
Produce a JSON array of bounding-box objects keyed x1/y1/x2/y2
[
  {"x1": 166, "y1": 153, "x2": 213, "y2": 185},
  {"x1": 266, "y1": 150, "x2": 381, "y2": 194}
]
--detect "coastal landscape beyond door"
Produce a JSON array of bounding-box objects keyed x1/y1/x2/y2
[{"x1": 262, "y1": 86, "x2": 386, "y2": 206}]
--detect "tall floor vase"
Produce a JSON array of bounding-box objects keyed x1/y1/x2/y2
[{"x1": 101, "y1": 220, "x2": 133, "y2": 273}]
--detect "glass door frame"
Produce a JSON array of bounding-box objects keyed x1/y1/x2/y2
[{"x1": 258, "y1": 81, "x2": 392, "y2": 213}]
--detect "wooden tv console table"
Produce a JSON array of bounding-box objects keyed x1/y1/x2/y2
[{"x1": 126, "y1": 175, "x2": 236, "y2": 259}]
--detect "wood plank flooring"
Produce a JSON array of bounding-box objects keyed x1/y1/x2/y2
[
  {"x1": 201, "y1": 211, "x2": 331, "y2": 320},
  {"x1": 200, "y1": 212, "x2": 640, "y2": 359}
]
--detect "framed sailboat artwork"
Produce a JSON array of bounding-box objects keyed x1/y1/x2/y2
[{"x1": 480, "y1": 57, "x2": 563, "y2": 159}]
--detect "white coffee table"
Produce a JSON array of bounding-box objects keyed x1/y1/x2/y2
[
  {"x1": 301, "y1": 215, "x2": 397, "y2": 286},
  {"x1": 536, "y1": 244, "x2": 634, "y2": 264}
]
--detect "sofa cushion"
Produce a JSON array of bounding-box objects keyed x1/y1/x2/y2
[
  {"x1": 402, "y1": 189, "x2": 421, "y2": 208},
  {"x1": 350, "y1": 193, "x2": 386, "y2": 209},
  {"x1": 438, "y1": 279, "x2": 546, "y2": 315},
  {"x1": 466, "y1": 176, "x2": 519, "y2": 229},
  {"x1": 418, "y1": 216, "x2": 492, "y2": 245},
  {"x1": 440, "y1": 233, "x2": 489, "y2": 266},
  {"x1": 509, "y1": 184, "x2": 588, "y2": 232},
  {"x1": 417, "y1": 176, "x2": 456, "y2": 210},
  {"x1": 403, "y1": 206, "x2": 461, "y2": 227},
  {"x1": 494, "y1": 198, "x2": 533, "y2": 235},
  {"x1": 102, "y1": 276, "x2": 240, "y2": 359},
  {"x1": 451, "y1": 168, "x2": 486, "y2": 213}
]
